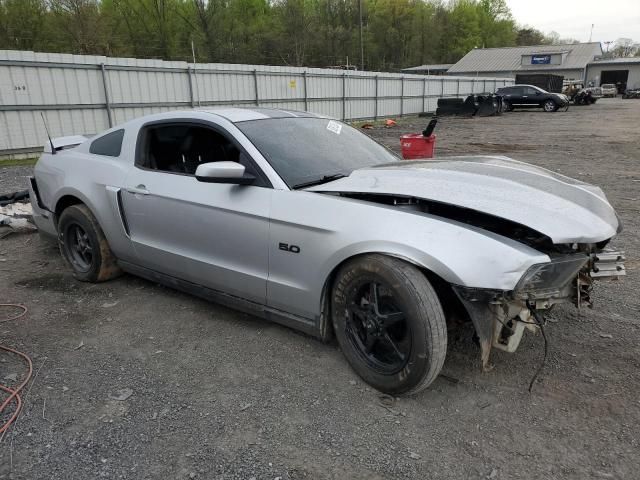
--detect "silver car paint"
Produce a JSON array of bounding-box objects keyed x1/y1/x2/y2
[
  {"x1": 122, "y1": 167, "x2": 272, "y2": 304},
  {"x1": 31, "y1": 108, "x2": 617, "y2": 324},
  {"x1": 266, "y1": 189, "x2": 548, "y2": 319},
  {"x1": 308, "y1": 156, "x2": 619, "y2": 244},
  {"x1": 194, "y1": 161, "x2": 247, "y2": 179}
]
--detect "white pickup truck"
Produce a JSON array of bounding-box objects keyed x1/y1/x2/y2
[{"x1": 601, "y1": 84, "x2": 618, "y2": 97}]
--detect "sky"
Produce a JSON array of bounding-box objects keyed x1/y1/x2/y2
[{"x1": 505, "y1": 0, "x2": 640, "y2": 44}]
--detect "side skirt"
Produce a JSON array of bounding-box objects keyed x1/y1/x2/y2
[{"x1": 118, "y1": 260, "x2": 320, "y2": 338}]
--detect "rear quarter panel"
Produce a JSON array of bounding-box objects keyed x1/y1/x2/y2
[{"x1": 34, "y1": 141, "x2": 135, "y2": 262}]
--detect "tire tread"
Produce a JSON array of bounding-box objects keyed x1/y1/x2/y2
[{"x1": 332, "y1": 254, "x2": 447, "y2": 395}]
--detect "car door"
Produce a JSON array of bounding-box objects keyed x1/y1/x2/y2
[
  {"x1": 502, "y1": 86, "x2": 524, "y2": 105},
  {"x1": 120, "y1": 120, "x2": 272, "y2": 304},
  {"x1": 520, "y1": 86, "x2": 540, "y2": 107}
]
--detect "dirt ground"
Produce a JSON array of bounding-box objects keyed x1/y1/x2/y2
[{"x1": 1, "y1": 98, "x2": 639, "y2": 480}]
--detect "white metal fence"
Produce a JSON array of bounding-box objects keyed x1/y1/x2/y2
[{"x1": 0, "y1": 50, "x2": 513, "y2": 157}]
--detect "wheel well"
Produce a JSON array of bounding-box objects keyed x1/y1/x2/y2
[
  {"x1": 319, "y1": 253, "x2": 470, "y2": 342},
  {"x1": 54, "y1": 195, "x2": 84, "y2": 226}
]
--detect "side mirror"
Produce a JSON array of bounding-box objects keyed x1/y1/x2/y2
[{"x1": 195, "y1": 161, "x2": 255, "y2": 185}]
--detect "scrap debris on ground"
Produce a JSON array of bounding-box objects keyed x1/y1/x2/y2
[{"x1": 0, "y1": 194, "x2": 35, "y2": 238}]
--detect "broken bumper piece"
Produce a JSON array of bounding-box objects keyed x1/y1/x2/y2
[
  {"x1": 591, "y1": 249, "x2": 625, "y2": 279},
  {"x1": 452, "y1": 250, "x2": 625, "y2": 369}
]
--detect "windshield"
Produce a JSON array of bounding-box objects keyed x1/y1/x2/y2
[{"x1": 236, "y1": 117, "x2": 399, "y2": 188}]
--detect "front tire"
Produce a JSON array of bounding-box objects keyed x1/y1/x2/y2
[
  {"x1": 58, "y1": 204, "x2": 121, "y2": 282},
  {"x1": 543, "y1": 99, "x2": 558, "y2": 112},
  {"x1": 331, "y1": 254, "x2": 447, "y2": 395}
]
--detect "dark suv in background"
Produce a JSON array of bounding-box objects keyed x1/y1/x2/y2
[{"x1": 496, "y1": 84, "x2": 569, "y2": 112}]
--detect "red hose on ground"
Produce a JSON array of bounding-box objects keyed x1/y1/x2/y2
[
  {"x1": 0, "y1": 304, "x2": 33, "y2": 435},
  {"x1": 0, "y1": 303, "x2": 27, "y2": 323}
]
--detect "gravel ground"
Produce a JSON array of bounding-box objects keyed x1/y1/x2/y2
[
  {"x1": 0, "y1": 166, "x2": 32, "y2": 194},
  {"x1": 1, "y1": 98, "x2": 639, "y2": 480}
]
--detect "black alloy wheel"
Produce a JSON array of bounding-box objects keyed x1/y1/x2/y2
[
  {"x1": 64, "y1": 223, "x2": 94, "y2": 272},
  {"x1": 344, "y1": 279, "x2": 410, "y2": 374},
  {"x1": 332, "y1": 254, "x2": 447, "y2": 395}
]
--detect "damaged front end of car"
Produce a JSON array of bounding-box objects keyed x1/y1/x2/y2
[
  {"x1": 453, "y1": 248, "x2": 625, "y2": 370},
  {"x1": 323, "y1": 190, "x2": 626, "y2": 369},
  {"x1": 309, "y1": 155, "x2": 626, "y2": 370}
]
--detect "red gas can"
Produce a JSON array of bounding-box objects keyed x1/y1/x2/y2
[{"x1": 400, "y1": 134, "x2": 436, "y2": 159}]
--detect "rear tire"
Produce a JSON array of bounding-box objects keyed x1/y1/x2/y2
[
  {"x1": 331, "y1": 254, "x2": 447, "y2": 395},
  {"x1": 58, "y1": 204, "x2": 121, "y2": 282}
]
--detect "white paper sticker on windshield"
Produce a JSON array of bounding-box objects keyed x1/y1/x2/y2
[{"x1": 326, "y1": 120, "x2": 342, "y2": 135}]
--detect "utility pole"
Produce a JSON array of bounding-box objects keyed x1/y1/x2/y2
[
  {"x1": 589, "y1": 24, "x2": 594, "y2": 42},
  {"x1": 359, "y1": 0, "x2": 364, "y2": 70}
]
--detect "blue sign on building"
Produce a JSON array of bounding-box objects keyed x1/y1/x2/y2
[{"x1": 531, "y1": 55, "x2": 551, "y2": 65}]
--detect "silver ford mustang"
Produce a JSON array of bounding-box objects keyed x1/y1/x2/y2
[{"x1": 29, "y1": 108, "x2": 625, "y2": 395}]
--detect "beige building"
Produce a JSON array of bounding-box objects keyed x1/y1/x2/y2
[
  {"x1": 585, "y1": 57, "x2": 640, "y2": 92},
  {"x1": 446, "y1": 43, "x2": 603, "y2": 81}
]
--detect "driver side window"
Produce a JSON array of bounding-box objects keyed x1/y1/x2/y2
[{"x1": 136, "y1": 123, "x2": 267, "y2": 186}]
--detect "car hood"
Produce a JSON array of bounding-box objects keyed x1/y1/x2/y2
[{"x1": 307, "y1": 155, "x2": 620, "y2": 244}]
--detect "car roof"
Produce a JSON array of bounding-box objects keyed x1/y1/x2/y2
[
  {"x1": 110, "y1": 107, "x2": 332, "y2": 134},
  {"x1": 195, "y1": 107, "x2": 326, "y2": 123}
]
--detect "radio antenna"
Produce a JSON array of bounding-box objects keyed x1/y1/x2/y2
[{"x1": 40, "y1": 112, "x2": 56, "y2": 155}]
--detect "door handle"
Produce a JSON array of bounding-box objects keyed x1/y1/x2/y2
[{"x1": 127, "y1": 184, "x2": 149, "y2": 195}]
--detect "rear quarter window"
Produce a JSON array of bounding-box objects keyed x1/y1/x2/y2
[{"x1": 90, "y1": 129, "x2": 125, "y2": 157}]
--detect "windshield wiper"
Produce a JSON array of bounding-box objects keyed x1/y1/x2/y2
[{"x1": 293, "y1": 173, "x2": 347, "y2": 189}]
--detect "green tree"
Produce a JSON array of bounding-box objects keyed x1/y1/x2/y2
[
  {"x1": 0, "y1": 0, "x2": 47, "y2": 50},
  {"x1": 48, "y1": 0, "x2": 106, "y2": 54},
  {"x1": 516, "y1": 27, "x2": 546, "y2": 46},
  {"x1": 439, "y1": 0, "x2": 481, "y2": 63},
  {"x1": 477, "y1": 0, "x2": 515, "y2": 48},
  {"x1": 103, "y1": 0, "x2": 190, "y2": 59},
  {"x1": 0, "y1": 0, "x2": 577, "y2": 69}
]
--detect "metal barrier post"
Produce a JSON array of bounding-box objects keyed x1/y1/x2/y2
[
  {"x1": 400, "y1": 76, "x2": 404, "y2": 116},
  {"x1": 303, "y1": 71, "x2": 308, "y2": 111},
  {"x1": 253, "y1": 69, "x2": 259, "y2": 106},
  {"x1": 374, "y1": 75, "x2": 379, "y2": 119},
  {"x1": 187, "y1": 66, "x2": 195, "y2": 108},
  {"x1": 100, "y1": 63, "x2": 113, "y2": 127},
  {"x1": 342, "y1": 73, "x2": 347, "y2": 120},
  {"x1": 422, "y1": 77, "x2": 427, "y2": 112}
]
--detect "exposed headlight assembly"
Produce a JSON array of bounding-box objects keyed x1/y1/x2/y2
[{"x1": 515, "y1": 255, "x2": 588, "y2": 296}]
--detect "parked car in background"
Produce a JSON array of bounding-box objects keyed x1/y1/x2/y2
[
  {"x1": 584, "y1": 85, "x2": 603, "y2": 99},
  {"x1": 29, "y1": 108, "x2": 625, "y2": 395},
  {"x1": 562, "y1": 82, "x2": 600, "y2": 105},
  {"x1": 622, "y1": 88, "x2": 640, "y2": 99},
  {"x1": 496, "y1": 84, "x2": 569, "y2": 112},
  {"x1": 601, "y1": 84, "x2": 617, "y2": 97}
]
